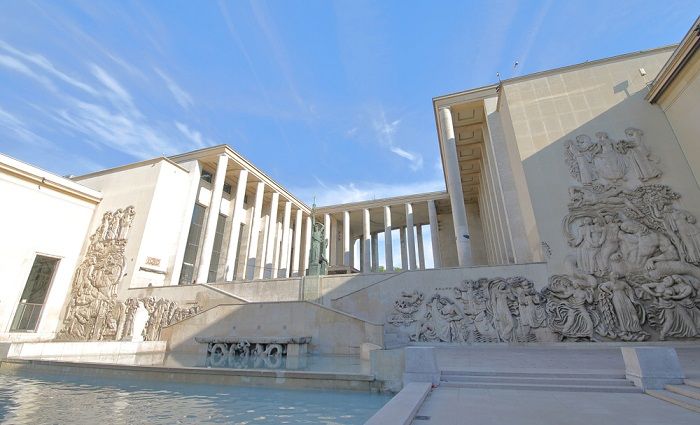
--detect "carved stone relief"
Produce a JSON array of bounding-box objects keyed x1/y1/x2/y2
[
  {"x1": 56, "y1": 207, "x2": 199, "y2": 342},
  {"x1": 387, "y1": 128, "x2": 700, "y2": 344},
  {"x1": 387, "y1": 277, "x2": 556, "y2": 344},
  {"x1": 557, "y1": 127, "x2": 700, "y2": 341}
]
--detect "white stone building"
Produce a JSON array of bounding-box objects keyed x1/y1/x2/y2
[{"x1": 2, "y1": 18, "x2": 700, "y2": 350}]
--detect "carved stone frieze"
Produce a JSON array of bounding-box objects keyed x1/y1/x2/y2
[
  {"x1": 56, "y1": 206, "x2": 199, "y2": 342},
  {"x1": 564, "y1": 128, "x2": 661, "y2": 185},
  {"x1": 386, "y1": 127, "x2": 700, "y2": 344},
  {"x1": 556, "y1": 127, "x2": 700, "y2": 342},
  {"x1": 387, "y1": 291, "x2": 424, "y2": 326},
  {"x1": 387, "y1": 277, "x2": 555, "y2": 344}
]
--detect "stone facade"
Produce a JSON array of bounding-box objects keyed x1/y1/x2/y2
[
  {"x1": 57, "y1": 207, "x2": 199, "y2": 342},
  {"x1": 2, "y1": 33, "x2": 700, "y2": 354}
]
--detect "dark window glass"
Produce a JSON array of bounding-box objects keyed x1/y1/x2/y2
[
  {"x1": 201, "y1": 170, "x2": 213, "y2": 183},
  {"x1": 231, "y1": 223, "x2": 245, "y2": 279},
  {"x1": 179, "y1": 204, "x2": 206, "y2": 284},
  {"x1": 207, "y1": 214, "x2": 227, "y2": 282},
  {"x1": 11, "y1": 255, "x2": 59, "y2": 332},
  {"x1": 223, "y1": 183, "x2": 232, "y2": 195}
]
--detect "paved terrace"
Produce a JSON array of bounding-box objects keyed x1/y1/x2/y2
[{"x1": 410, "y1": 344, "x2": 700, "y2": 425}]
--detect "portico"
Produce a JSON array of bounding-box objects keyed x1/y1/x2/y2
[
  {"x1": 434, "y1": 89, "x2": 542, "y2": 267},
  {"x1": 316, "y1": 192, "x2": 452, "y2": 272},
  {"x1": 168, "y1": 146, "x2": 312, "y2": 284}
]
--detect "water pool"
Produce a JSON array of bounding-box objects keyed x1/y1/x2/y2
[{"x1": 0, "y1": 369, "x2": 390, "y2": 424}]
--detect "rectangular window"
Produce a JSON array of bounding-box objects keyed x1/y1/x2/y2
[
  {"x1": 231, "y1": 222, "x2": 245, "y2": 279},
  {"x1": 179, "y1": 204, "x2": 206, "y2": 285},
  {"x1": 201, "y1": 170, "x2": 213, "y2": 183},
  {"x1": 11, "y1": 255, "x2": 59, "y2": 332},
  {"x1": 207, "y1": 214, "x2": 227, "y2": 282},
  {"x1": 223, "y1": 183, "x2": 232, "y2": 195}
]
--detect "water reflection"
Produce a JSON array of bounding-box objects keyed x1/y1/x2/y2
[
  {"x1": 29, "y1": 353, "x2": 373, "y2": 374},
  {"x1": 0, "y1": 370, "x2": 390, "y2": 424}
]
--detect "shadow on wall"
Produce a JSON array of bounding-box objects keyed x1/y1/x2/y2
[
  {"x1": 159, "y1": 301, "x2": 383, "y2": 356},
  {"x1": 517, "y1": 88, "x2": 700, "y2": 277}
]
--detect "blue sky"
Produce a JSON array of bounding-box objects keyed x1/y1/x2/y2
[{"x1": 0, "y1": 1, "x2": 697, "y2": 206}]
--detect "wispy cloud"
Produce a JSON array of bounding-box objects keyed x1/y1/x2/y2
[
  {"x1": 90, "y1": 64, "x2": 134, "y2": 107},
  {"x1": 218, "y1": 0, "x2": 293, "y2": 149},
  {"x1": 372, "y1": 108, "x2": 424, "y2": 171},
  {"x1": 175, "y1": 121, "x2": 208, "y2": 149},
  {"x1": 0, "y1": 40, "x2": 97, "y2": 95},
  {"x1": 155, "y1": 68, "x2": 193, "y2": 109},
  {"x1": 54, "y1": 99, "x2": 170, "y2": 158},
  {"x1": 513, "y1": 0, "x2": 554, "y2": 77},
  {"x1": 0, "y1": 38, "x2": 215, "y2": 160},
  {"x1": 249, "y1": 0, "x2": 314, "y2": 119},
  {"x1": 0, "y1": 106, "x2": 51, "y2": 147},
  {"x1": 291, "y1": 177, "x2": 445, "y2": 206},
  {"x1": 0, "y1": 53, "x2": 56, "y2": 92},
  {"x1": 390, "y1": 146, "x2": 423, "y2": 171}
]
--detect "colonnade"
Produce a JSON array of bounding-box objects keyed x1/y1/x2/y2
[
  {"x1": 437, "y1": 101, "x2": 529, "y2": 266},
  {"x1": 186, "y1": 153, "x2": 457, "y2": 284},
  {"x1": 316, "y1": 198, "x2": 443, "y2": 273},
  {"x1": 191, "y1": 154, "x2": 312, "y2": 284}
]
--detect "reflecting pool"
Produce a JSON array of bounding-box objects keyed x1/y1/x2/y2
[
  {"x1": 29, "y1": 352, "x2": 373, "y2": 374},
  {"x1": 0, "y1": 369, "x2": 390, "y2": 424}
]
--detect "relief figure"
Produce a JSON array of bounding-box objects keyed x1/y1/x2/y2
[
  {"x1": 598, "y1": 273, "x2": 648, "y2": 341},
  {"x1": 593, "y1": 132, "x2": 626, "y2": 182},
  {"x1": 571, "y1": 217, "x2": 604, "y2": 274},
  {"x1": 641, "y1": 276, "x2": 700, "y2": 340},
  {"x1": 620, "y1": 128, "x2": 661, "y2": 182},
  {"x1": 566, "y1": 135, "x2": 598, "y2": 185}
]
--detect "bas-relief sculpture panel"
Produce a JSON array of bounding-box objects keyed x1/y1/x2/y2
[
  {"x1": 388, "y1": 128, "x2": 700, "y2": 343},
  {"x1": 57, "y1": 207, "x2": 199, "y2": 342}
]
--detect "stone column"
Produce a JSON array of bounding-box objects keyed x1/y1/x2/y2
[
  {"x1": 291, "y1": 209, "x2": 303, "y2": 276},
  {"x1": 196, "y1": 154, "x2": 228, "y2": 283},
  {"x1": 416, "y1": 224, "x2": 425, "y2": 269},
  {"x1": 428, "y1": 200, "x2": 442, "y2": 268},
  {"x1": 245, "y1": 182, "x2": 265, "y2": 280},
  {"x1": 359, "y1": 237, "x2": 364, "y2": 270},
  {"x1": 370, "y1": 233, "x2": 379, "y2": 272},
  {"x1": 349, "y1": 237, "x2": 356, "y2": 268},
  {"x1": 277, "y1": 201, "x2": 292, "y2": 277},
  {"x1": 286, "y1": 223, "x2": 293, "y2": 276},
  {"x1": 383, "y1": 206, "x2": 393, "y2": 272},
  {"x1": 273, "y1": 221, "x2": 283, "y2": 276},
  {"x1": 170, "y1": 160, "x2": 202, "y2": 286},
  {"x1": 263, "y1": 192, "x2": 279, "y2": 278},
  {"x1": 223, "y1": 169, "x2": 249, "y2": 281},
  {"x1": 302, "y1": 215, "x2": 311, "y2": 276},
  {"x1": 343, "y1": 211, "x2": 351, "y2": 266},
  {"x1": 362, "y1": 208, "x2": 371, "y2": 272},
  {"x1": 439, "y1": 106, "x2": 471, "y2": 266},
  {"x1": 324, "y1": 213, "x2": 331, "y2": 266},
  {"x1": 405, "y1": 203, "x2": 417, "y2": 270},
  {"x1": 400, "y1": 226, "x2": 408, "y2": 270}
]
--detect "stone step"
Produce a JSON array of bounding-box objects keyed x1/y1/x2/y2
[
  {"x1": 685, "y1": 378, "x2": 700, "y2": 389},
  {"x1": 440, "y1": 370, "x2": 626, "y2": 380},
  {"x1": 646, "y1": 390, "x2": 700, "y2": 413},
  {"x1": 440, "y1": 375, "x2": 634, "y2": 387},
  {"x1": 439, "y1": 381, "x2": 641, "y2": 393},
  {"x1": 666, "y1": 384, "x2": 700, "y2": 401}
]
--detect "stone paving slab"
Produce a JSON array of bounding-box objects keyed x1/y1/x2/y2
[
  {"x1": 434, "y1": 345, "x2": 700, "y2": 375},
  {"x1": 411, "y1": 386, "x2": 700, "y2": 425}
]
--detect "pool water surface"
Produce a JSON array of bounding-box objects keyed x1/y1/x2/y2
[{"x1": 0, "y1": 369, "x2": 390, "y2": 424}]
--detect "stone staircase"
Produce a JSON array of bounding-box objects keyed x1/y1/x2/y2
[
  {"x1": 646, "y1": 379, "x2": 700, "y2": 413},
  {"x1": 440, "y1": 369, "x2": 641, "y2": 393}
]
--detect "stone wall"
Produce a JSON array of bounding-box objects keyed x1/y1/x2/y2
[{"x1": 160, "y1": 301, "x2": 384, "y2": 355}]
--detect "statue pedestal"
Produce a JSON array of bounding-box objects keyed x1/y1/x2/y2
[
  {"x1": 403, "y1": 346, "x2": 439, "y2": 386},
  {"x1": 622, "y1": 346, "x2": 685, "y2": 390}
]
